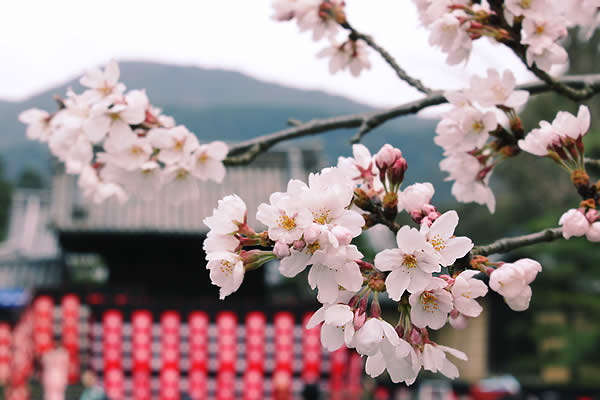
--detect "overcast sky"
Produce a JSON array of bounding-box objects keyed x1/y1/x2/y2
[{"x1": 1, "y1": 0, "x2": 536, "y2": 108}]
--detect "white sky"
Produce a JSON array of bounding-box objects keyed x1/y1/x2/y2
[{"x1": 0, "y1": 0, "x2": 536, "y2": 108}]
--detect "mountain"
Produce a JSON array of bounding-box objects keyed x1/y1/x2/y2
[{"x1": 0, "y1": 62, "x2": 449, "y2": 198}]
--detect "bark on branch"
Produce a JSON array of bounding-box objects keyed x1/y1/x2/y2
[
  {"x1": 225, "y1": 73, "x2": 600, "y2": 165},
  {"x1": 471, "y1": 227, "x2": 564, "y2": 257},
  {"x1": 343, "y1": 22, "x2": 433, "y2": 95}
]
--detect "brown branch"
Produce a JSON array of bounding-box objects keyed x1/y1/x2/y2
[
  {"x1": 471, "y1": 227, "x2": 563, "y2": 257},
  {"x1": 224, "y1": 73, "x2": 600, "y2": 165},
  {"x1": 342, "y1": 22, "x2": 433, "y2": 95}
]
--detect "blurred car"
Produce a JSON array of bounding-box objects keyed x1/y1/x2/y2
[{"x1": 471, "y1": 375, "x2": 521, "y2": 400}]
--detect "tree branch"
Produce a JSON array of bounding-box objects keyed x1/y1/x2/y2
[
  {"x1": 585, "y1": 158, "x2": 600, "y2": 169},
  {"x1": 342, "y1": 22, "x2": 433, "y2": 95},
  {"x1": 471, "y1": 227, "x2": 563, "y2": 257},
  {"x1": 224, "y1": 73, "x2": 600, "y2": 165}
]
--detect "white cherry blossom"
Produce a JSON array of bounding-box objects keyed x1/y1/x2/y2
[
  {"x1": 189, "y1": 141, "x2": 229, "y2": 183},
  {"x1": 306, "y1": 302, "x2": 355, "y2": 351},
  {"x1": 203, "y1": 195, "x2": 247, "y2": 235},
  {"x1": 422, "y1": 343, "x2": 467, "y2": 379},
  {"x1": 206, "y1": 252, "x2": 245, "y2": 300},
  {"x1": 80, "y1": 59, "x2": 125, "y2": 100},
  {"x1": 559, "y1": 209, "x2": 590, "y2": 239},
  {"x1": 85, "y1": 90, "x2": 149, "y2": 143},
  {"x1": 148, "y1": 126, "x2": 200, "y2": 165},
  {"x1": 256, "y1": 190, "x2": 314, "y2": 244},
  {"x1": 18, "y1": 109, "x2": 52, "y2": 142},
  {"x1": 421, "y1": 210, "x2": 473, "y2": 266},
  {"x1": 428, "y1": 13, "x2": 472, "y2": 65},
  {"x1": 409, "y1": 278, "x2": 453, "y2": 330},
  {"x1": 374, "y1": 226, "x2": 441, "y2": 300},
  {"x1": 451, "y1": 270, "x2": 488, "y2": 317},
  {"x1": 469, "y1": 69, "x2": 529, "y2": 109}
]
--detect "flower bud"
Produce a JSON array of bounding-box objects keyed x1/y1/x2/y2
[
  {"x1": 293, "y1": 240, "x2": 306, "y2": 251},
  {"x1": 353, "y1": 188, "x2": 372, "y2": 211},
  {"x1": 410, "y1": 209, "x2": 424, "y2": 224},
  {"x1": 422, "y1": 204, "x2": 437, "y2": 215},
  {"x1": 409, "y1": 328, "x2": 423, "y2": 345},
  {"x1": 273, "y1": 241, "x2": 291, "y2": 259},
  {"x1": 427, "y1": 211, "x2": 441, "y2": 222},
  {"x1": 375, "y1": 144, "x2": 401, "y2": 170},
  {"x1": 303, "y1": 225, "x2": 320, "y2": 244},
  {"x1": 370, "y1": 298, "x2": 381, "y2": 319},
  {"x1": 356, "y1": 260, "x2": 374, "y2": 273},
  {"x1": 332, "y1": 226, "x2": 353, "y2": 247},
  {"x1": 449, "y1": 313, "x2": 468, "y2": 330},
  {"x1": 387, "y1": 157, "x2": 408, "y2": 188},
  {"x1": 586, "y1": 208, "x2": 599, "y2": 223},
  {"x1": 353, "y1": 309, "x2": 366, "y2": 331},
  {"x1": 241, "y1": 249, "x2": 276, "y2": 271}
]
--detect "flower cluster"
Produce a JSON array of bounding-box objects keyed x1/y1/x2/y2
[
  {"x1": 271, "y1": 0, "x2": 371, "y2": 76},
  {"x1": 519, "y1": 105, "x2": 590, "y2": 163},
  {"x1": 203, "y1": 143, "x2": 543, "y2": 384},
  {"x1": 414, "y1": 0, "x2": 598, "y2": 71},
  {"x1": 436, "y1": 69, "x2": 529, "y2": 213},
  {"x1": 19, "y1": 60, "x2": 228, "y2": 204}
]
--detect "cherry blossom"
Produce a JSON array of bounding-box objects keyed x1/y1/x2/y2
[
  {"x1": 203, "y1": 195, "x2": 247, "y2": 235},
  {"x1": 18, "y1": 109, "x2": 52, "y2": 141},
  {"x1": 559, "y1": 208, "x2": 591, "y2": 239},
  {"x1": 189, "y1": 141, "x2": 229, "y2": 182},
  {"x1": 428, "y1": 13, "x2": 472, "y2": 65},
  {"x1": 469, "y1": 69, "x2": 529, "y2": 109},
  {"x1": 318, "y1": 39, "x2": 371, "y2": 77},
  {"x1": 398, "y1": 183, "x2": 435, "y2": 214},
  {"x1": 421, "y1": 210, "x2": 473, "y2": 266},
  {"x1": 85, "y1": 89, "x2": 149, "y2": 143},
  {"x1": 435, "y1": 107, "x2": 497, "y2": 153},
  {"x1": 257, "y1": 191, "x2": 315, "y2": 244},
  {"x1": 422, "y1": 343, "x2": 467, "y2": 379},
  {"x1": 409, "y1": 278, "x2": 453, "y2": 330},
  {"x1": 489, "y1": 258, "x2": 542, "y2": 311},
  {"x1": 451, "y1": 270, "x2": 488, "y2": 318},
  {"x1": 206, "y1": 252, "x2": 245, "y2": 300},
  {"x1": 80, "y1": 59, "x2": 125, "y2": 101},
  {"x1": 306, "y1": 302, "x2": 356, "y2": 351},
  {"x1": 374, "y1": 226, "x2": 440, "y2": 300}
]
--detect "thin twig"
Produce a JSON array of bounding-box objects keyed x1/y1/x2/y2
[
  {"x1": 342, "y1": 22, "x2": 433, "y2": 95},
  {"x1": 472, "y1": 227, "x2": 563, "y2": 257},
  {"x1": 224, "y1": 74, "x2": 600, "y2": 165},
  {"x1": 584, "y1": 158, "x2": 600, "y2": 169}
]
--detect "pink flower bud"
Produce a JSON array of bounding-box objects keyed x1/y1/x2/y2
[
  {"x1": 422, "y1": 204, "x2": 437, "y2": 214},
  {"x1": 293, "y1": 240, "x2": 305, "y2": 251},
  {"x1": 449, "y1": 313, "x2": 468, "y2": 330},
  {"x1": 303, "y1": 225, "x2": 320, "y2": 244},
  {"x1": 375, "y1": 144, "x2": 400, "y2": 170},
  {"x1": 410, "y1": 209, "x2": 424, "y2": 224},
  {"x1": 273, "y1": 241, "x2": 290, "y2": 259},
  {"x1": 353, "y1": 309, "x2": 366, "y2": 331},
  {"x1": 428, "y1": 211, "x2": 441, "y2": 222},
  {"x1": 586, "y1": 209, "x2": 599, "y2": 223},
  {"x1": 332, "y1": 226, "x2": 353, "y2": 246},
  {"x1": 387, "y1": 157, "x2": 408, "y2": 187},
  {"x1": 409, "y1": 328, "x2": 423, "y2": 345}
]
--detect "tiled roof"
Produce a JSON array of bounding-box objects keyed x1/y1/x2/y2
[{"x1": 51, "y1": 146, "x2": 324, "y2": 234}]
